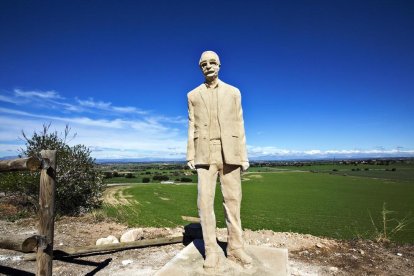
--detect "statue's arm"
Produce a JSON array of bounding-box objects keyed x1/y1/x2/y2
[
  {"x1": 236, "y1": 90, "x2": 249, "y2": 166},
  {"x1": 186, "y1": 95, "x2": 195, "y2": 169}
]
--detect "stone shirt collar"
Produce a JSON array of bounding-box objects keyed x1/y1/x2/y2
[{"x1": 204, "y1": 80, "x2": 220, "y2": 89}]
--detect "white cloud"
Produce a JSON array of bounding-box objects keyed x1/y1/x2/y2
[
  {"x1": 0, "y1": 107, "x2": 35, "y2": 117},
  {"x1": 0, "y1": 94, "x2": 24, "y2": 104},
  {"x1": 2, "y1": 87, "x2": 413, "y2": 160},
  {"x1": 0, "y1": 107, "x2": 181, "y2": 133},
  {"x1": 247, "y1": 146, "x2": 291, "y2": 156},
  {"x1": 77, "y1": 98, "x2": 111, "y2": 109},
  {"x1": 146, "y1": 115, "x2": 187, "y2": 125},
  {"x1": 3, "y1": 89, "x2": 150, "y2": 116},
  {"x1": 0, "y1": 86, "x2": 189, "y2": 159},
  {"x1": 246, "y1": 145, "x2": 414, "y2": 159},
  {"x1": 113, "y1": 106, "x2": 140, "y2": 113},
  {"x1": 14, "y1": 89, "x2": 63, "y2": 99},
  {"x1": 76, "y1": 98, "x2": 148, "y2": 115},
  {"x1": 0, "y1": 108, "x2": 186, "y2": 159},
  {"x1": 304, "y1": 150, "x2": 322, "y2": 155}
]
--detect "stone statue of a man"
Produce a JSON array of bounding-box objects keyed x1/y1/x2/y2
[{"x1": 186, "y1": 51, "x2": 252, "y2": 271}]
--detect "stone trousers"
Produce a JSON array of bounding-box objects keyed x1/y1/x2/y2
[{"x1": 196, "y1": 140, "x2": 244, "y2": 255}]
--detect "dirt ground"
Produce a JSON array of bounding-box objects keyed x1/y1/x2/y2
[
  {"x1": 103, "y1": 185, "x2": 137, "y2": 205},
  {"x1": 0, "y1": 215, "x2": 413, "y2": 276}
]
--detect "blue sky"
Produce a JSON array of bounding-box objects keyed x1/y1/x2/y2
[{"x1": 1, "y1": 0, "x2": 413, "y2": 160}]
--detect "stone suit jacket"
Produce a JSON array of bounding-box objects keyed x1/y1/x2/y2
[{"x1": 186, "y1": 80, "x2": 248, "y2": 165}]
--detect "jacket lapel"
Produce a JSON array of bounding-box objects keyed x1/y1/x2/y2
[
  {"x1": 197, "y1": 84, "x2": 210, "y2": 117},
  {"x1": 218, "y1": 80, "x2": 226, "y2": 113}
]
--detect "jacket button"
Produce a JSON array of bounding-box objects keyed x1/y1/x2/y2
[{"x1": 204, "y1": 123, "x2": 208, "y2": 126}]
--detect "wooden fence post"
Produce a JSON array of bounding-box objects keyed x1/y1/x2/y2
[{"x1": 36, "y1": 150, "x2": 57, "y2": 276}]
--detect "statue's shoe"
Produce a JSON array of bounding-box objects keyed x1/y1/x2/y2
[
  {"x1": 203, "y1": 252, "x2": 220, "y2": 273},
  {"x1": 227, "y1": 248, "x2": 252, "y2": 268}
]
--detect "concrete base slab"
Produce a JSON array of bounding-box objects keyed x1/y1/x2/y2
[{"x1": 155, "y1": 239, "x2": 289, "y2": 276}]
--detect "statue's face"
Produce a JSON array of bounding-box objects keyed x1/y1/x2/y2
[{"x1": 200, "y1": 54, "x2": 220, "y2": 79}]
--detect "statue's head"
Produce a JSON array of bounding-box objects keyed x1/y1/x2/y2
[{"x1": 199, "y1": 51, "x2": 220, "y2": 80}]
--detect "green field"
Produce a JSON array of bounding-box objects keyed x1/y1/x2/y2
[
  {"x1": 102, "y1": 167, "x2": 197, "y2": 184},
  {"x1": 103, "y1": 168, "x2": 414, "y2": 244}
]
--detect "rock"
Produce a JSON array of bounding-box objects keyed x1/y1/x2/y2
[
  {"x1": 120, "y1": 228, "x2": 144, "y2": 243},
  {"x1": 96, "y1": 235, "x2": 119, "y2": 245},
  {"x1": 329, "y1": 266, "x2": 339, "y2": 272},
  {"x1": 121, "y1": 259, "x2": 133, "y2": 266},
  {"x1": 316, "y1": 243, "x2": 324, "y2": 248},
  {"x1": 359, "y1": 249, "x2": 365, "y2": 255},
  {"x1": 397, "y1": 253, "x2": 403, "y2": 257}
]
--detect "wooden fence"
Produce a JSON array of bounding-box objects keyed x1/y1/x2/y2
[{"x1": 0, "y1": 150, "x2": 57, "y2": 276}]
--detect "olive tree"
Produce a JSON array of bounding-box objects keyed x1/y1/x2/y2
[{"x1": 1, "y1": 124, "x2": 105, "y2": 215}]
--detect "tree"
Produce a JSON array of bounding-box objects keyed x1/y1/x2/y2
[
  {"x1": 153, "y1": 175, "x2": 169, "y2": 181},
  {"x1": 125, "y1": 172, "x2": 135, "y2": 178},
  {"x1": 1, "y1": 124, "x2": 105, "y2": 215},
  {"x1": 103, "y1": 171, "x2": 113, "y2": 178}
]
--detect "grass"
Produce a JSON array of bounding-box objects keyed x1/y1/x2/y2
[
  {"x1": 331, "y1": 169, "x2": 414, "y2": 181},
  {"x1": 102, "y1": 170, "x2": 414, "y2": 243},
  {"x1": 241, "y1": 172, "x2": 414, "y2": 243},
  {"x1": 103, "y1": 183, "x2": 198, "y2": 226},
  {"x1": 369, "y1": 202, "x2": 413, "y2": 243}
]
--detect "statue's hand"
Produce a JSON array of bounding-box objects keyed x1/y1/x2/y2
[
  {"x1": 187, "y1": 160, "x2": 196, "y2": 170},
  {"x1": 241, "y1": 161, "x2": 250, "y2": 171}
]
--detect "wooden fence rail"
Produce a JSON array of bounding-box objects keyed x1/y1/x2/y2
[
  {"x1": 24, "y1": 235, "x2": 183, "y2": 261},
  {"x1": 0, "y1": 235, "x2": 46, "y2": 253},
  {"x1": 0, "y1": 150, "x2": 57, "y2": 276},
  {"x1": 0, "y1": 156, "x2": 41, "y2": 172}
]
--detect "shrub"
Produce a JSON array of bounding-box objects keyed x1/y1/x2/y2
[
  {"x1": 180, "y1": 177, "x2": 192, "y2": 183},
  {"x1": 0, "y1": 124, "x2": 105, "y2": 215},
  {"x1": 125, "y1": 173, "x2": 135, "y2": 178},
  {"x1": 153, "y1": 175, "x2": 169, "y2": 181},
  {"x1": 103, "y1": 171, "x2": 113, "y2": 178},
  {"x1": 142, "y1": 177, "x2": 150, "y2": 183}
]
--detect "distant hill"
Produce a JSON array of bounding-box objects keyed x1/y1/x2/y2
[
  {"x1": 2, "y1": 153, "x2": 413, "y2": 164},
  {"x1": 250, "y1": 152, "x2": 414, "y2": 161},
  {"x1": 95, "y1": 153, "x2": 414, "y2": 164},
  {"x1": 95, "y1": 157, "x2": 186, "y2": 164},
  {"x1": 0, "y1": 155, "x2": 18, "y2": 160}
]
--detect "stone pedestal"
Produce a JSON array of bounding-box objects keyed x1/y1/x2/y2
[{"x1": 155, "y1": 239, "x2": 289, "y2": 276}]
